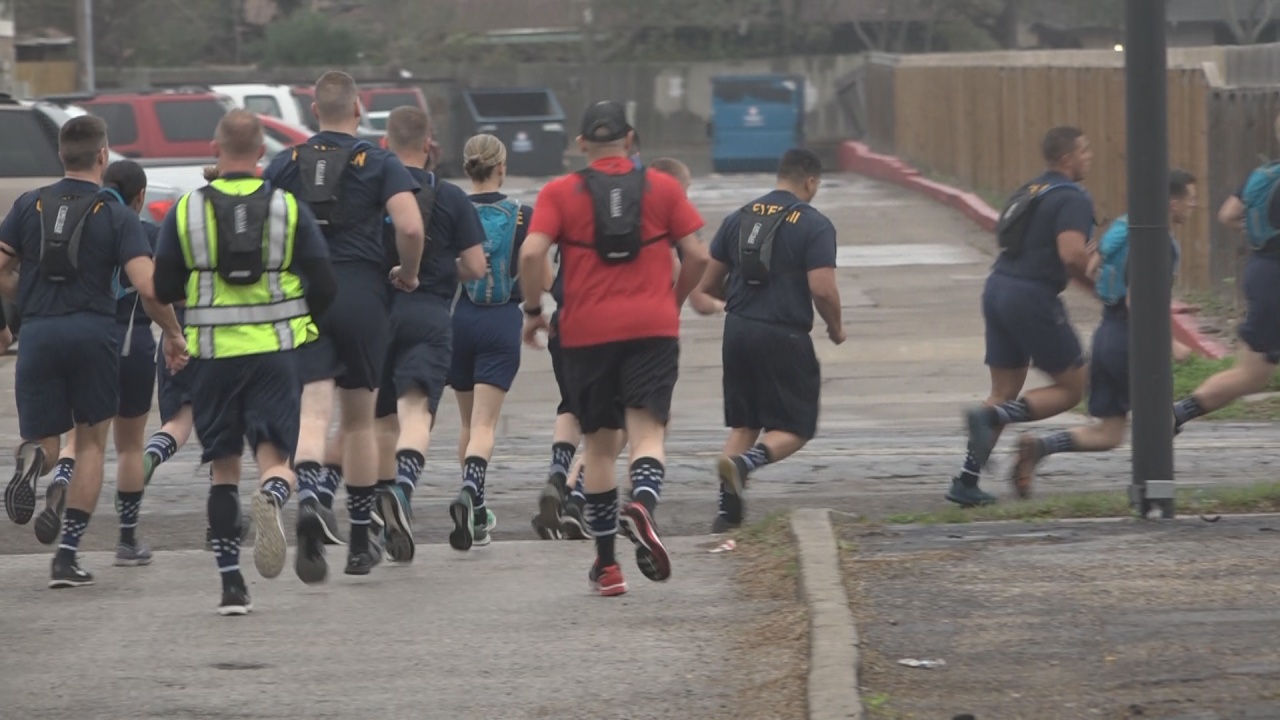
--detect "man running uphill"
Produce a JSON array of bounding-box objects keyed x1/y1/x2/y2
[
  {"x1": 153, "y1": 110, "x2": 336, "y2": 615},
  {"x1": 948, "y1": 126, "x2": 1096, "y2": 507},
  {"x1": 1010, "y1": 170, "x2": 1195, "y2": 495},
  {"x1": 519, "y1": 101, "x2": 708, "y2": 596},
  {"x1": 1, "y1": 116, "x2": 186, "y2": 587}
]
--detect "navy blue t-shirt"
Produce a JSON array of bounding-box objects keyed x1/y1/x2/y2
[
  {"x1": 262, "y1": 130, "x2": 419, "y2": 267},
  {"x1": 383, "y1": 167, "x2": 485, "y2": 301},
  {"x1": 467, "y1": 190, "x2": 531, "y2": 305},
  {"x1": 153, "y1": 177, "x2": 332, "y2": 299},
  {"x1": 709, "y1": 189, "x2": 838, "y2": 331},
  {"x1": 991, "y1": 171, "x2": 1095, "y2": 294},
  {"x1": 0, "y1": 178, "x2": 152, "y2": 319}
]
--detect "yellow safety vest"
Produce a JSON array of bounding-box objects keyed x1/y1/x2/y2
[{"x1": 175, "y1": 177, "x2": 317, "y2": 359}]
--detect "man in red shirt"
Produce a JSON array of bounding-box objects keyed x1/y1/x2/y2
[{"x1": 518, "y1": 101, "x2": 708, "y2": 596}]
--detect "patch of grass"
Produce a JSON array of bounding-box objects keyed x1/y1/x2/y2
[
  {"x1": 864, "y1": 691, "x2": 911, "y2": 719},
  {"x1": 1180, "y1": 290, "x2": 1239, "y2": 320},
  {"x1": 1073, "y1": 356, "x2": 1280, "y2": 420},
  {"x1": 882, "y1": 481, "x2": 1280, "y2": 525}
]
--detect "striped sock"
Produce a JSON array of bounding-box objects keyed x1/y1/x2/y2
[
  {"x1": 117, "y1": 490, "x2": 143, "y2": 545},
  {"x1": 395, "y1": 449, "x2": 424, "y2": 498},
  {"x1": 319, "y1": 464, "x2": 343, "y2": 509},
  {"x1": 347, "y1": 485, "x2": 377, "y2": 552},
  {"x1": 57, "y1": 508, "x2": 91, "y2": 562},
  {"x1": 52, "y1": 458, "x2": 75, "y2": 487},
  {"x1": 570, "y1": 466, "x2": 586, "y2": 502},
  {"x1": 958, "y1": 451, "x2": 982, "y2": 487},
  {"x1": 585, "y1": 488, "x2": 619, "y2": 567},
  {"x1": 144, "y1": 432, "x2": 179, "y2": 464},
  {"x1": 1036, "y1": 431, "x2": 1077, "y2": 457},
  {"x1": 463, "y1": 456, "x2": 488, "y2": 512},
  {"x1": 550, "y1": 442, "x2": 575, "y2": 482},
  {"x1": 991, "y1": 399, "x2": 1033, "y2": 427},
  {"x1": 261, "y1": 477, "x2": 291, "y2": 508},
  {"x1": 629, "y1": 457, "x2": 664, "y2": 513},
  {"x1": 739, "y1": 443, "x2": 773, "y2": 472},
  {"x1": 294, "y1": 461, "x2": 322, "y2": 504}
]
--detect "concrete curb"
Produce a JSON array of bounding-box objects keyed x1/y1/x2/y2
[
  {"x1": 791, "y1": 508, "x2": 862, "y2": 720},
  {"x1": 837, "y1": 140, "x2": 1229, "y2": 361}
]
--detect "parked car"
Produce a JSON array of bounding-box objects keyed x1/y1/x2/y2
[
  {"x1": 1, "y1": 99, "x2": 186, "y2": 339},
  {"x1": 288, "y1": 85, "x2": 384, "y2": 142},
  {"x1": 211, "y1": 83, "x2": 303, "y2": 126},
  {"x1": 43, "y1": 88, "x2": 236, "y2": 160},
  {"x1": 258, "y1": 114, "x2": 311, "y2": 148},
  {"x1": 359, "y1": 85, "x2": 429, "y2": 130}
]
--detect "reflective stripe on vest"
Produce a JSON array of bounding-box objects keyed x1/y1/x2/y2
[{"x1": 177, "y1": 179, "x2": 311, "y2": 359}]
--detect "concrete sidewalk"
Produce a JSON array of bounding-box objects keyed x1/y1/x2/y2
[{"x1": 0, "y1": 537, "x2": 764, "y2": 720}]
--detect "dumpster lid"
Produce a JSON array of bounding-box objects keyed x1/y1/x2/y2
[{"x1": 463, "y1": 87, "x2": 565, "y2": 122}]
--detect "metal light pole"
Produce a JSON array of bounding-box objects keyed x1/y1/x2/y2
[
  {"x1": 75, "y1": 0, "x2": 96, "y2": 94},
  {"x1": 1125, "y1": 0, "x2": 1175, "y2": 518}
]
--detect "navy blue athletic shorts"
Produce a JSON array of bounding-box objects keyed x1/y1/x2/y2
[
  {"x1": 116, "y1": 322, "x2": 157, "y2": 420},
  {"x1": 296, "y1": 262, "x2": 391, "y2": 390},
  {"x1": 982, "y1": 272, "x2": 1084, "y2": 375},
  {"x1": 376, "y1": 293, "x2": 452, "y2": 418},
  {"x1": 15, "y1": 313, "x2": 119, "y2": 439},
  {"x1": 1088, "y1": 307, "x2": 1130, "y2": 419},
  {"x1": 157, "y1": 353, "x2": 194, "y2": 424},
  {"x1": 189, "y1": 351, "x2": 302, "y2": 463},
  {"x1": 548, "y1": 311, "x2": 572, "y2": 416},
  {"x1": 722, "y1": 313, "x2": 821, "y2": 439},
  {"x1": 1238, "y1": 254, "x2": 1280, "y2": 364},
  {"x1": 447, "y1": 297, "x2": 522, "y2": 393}
]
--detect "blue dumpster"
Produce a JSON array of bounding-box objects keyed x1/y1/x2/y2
[
  {"x1": 709, "y1": 74, "x2": 805, "y2": 173},
  {"x1": 461, "y1": 87, "x2": 568, "y2": 177}
]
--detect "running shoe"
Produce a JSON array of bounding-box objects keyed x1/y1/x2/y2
[
  {"x1": 5, "y1": 441, "x2": 45, "y2": 525},
  {"x1": 619, "y1": 501, "x2": 671, "y2": 582}
]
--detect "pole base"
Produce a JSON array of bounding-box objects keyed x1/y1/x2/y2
[{"x1": 1129, "y1": 481, "x2": 1176, "y2": 519}]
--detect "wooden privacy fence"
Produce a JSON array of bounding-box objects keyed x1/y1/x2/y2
[{"x1": 863, "y1": 53, "x2": 1280, "y2": 300}]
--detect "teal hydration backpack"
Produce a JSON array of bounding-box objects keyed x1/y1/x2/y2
[
  {"x1": 1095, "y1": 215, "x2": 1131, "y2": 306},
  {"x1": 1094, "y1": 214, "x2": 1181, "y2": 307},
  {"x1": 1242, "y1": 161, "x2": 1280, "y2": 250},
  {"x1": 464, "y1": 199, "x2": 520, "y2": 305}
]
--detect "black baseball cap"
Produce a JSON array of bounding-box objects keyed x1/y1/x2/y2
[{"x1": 580, "y1": 100, "x2": 631, "y2": 143}]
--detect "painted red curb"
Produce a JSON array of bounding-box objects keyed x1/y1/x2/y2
[{"x1": 838, "y1": 140, "x2": 1228, "y2": 360}]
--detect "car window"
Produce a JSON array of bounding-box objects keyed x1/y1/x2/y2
[
  {"x1": 244, "y1": 95, "x2": 282, "y2": 118},
  {"x1": 0, "y1": 110, "x2": 64, "y2": 177},
  {"x1": 89, "y1": 102, "x2": 139, "y2": 145},
  {"x1": 155, "y1": 99, "x2": 228, "y2": 142}
]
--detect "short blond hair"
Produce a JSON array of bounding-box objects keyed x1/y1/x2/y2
[
  {"x1": 463, "y1": 134, "x2": 508, "y2": 182},
  {"x1": 214, "y1": 109, "x2": 264, "y2": 159},
  {"x1": 314, "y1": 71, "x2": 360, "y2": 124}
]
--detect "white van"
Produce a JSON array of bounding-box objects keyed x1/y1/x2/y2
[{"x1": 212, "y1": 83, "x2": 383, "y2": 140}]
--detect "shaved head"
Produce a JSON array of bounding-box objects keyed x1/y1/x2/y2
[
  {"x1": 215, "y1": 109, "x2": 264, "y2": 159},
  {"x1": 314, "y1": 71, "x2": 360, "y2": 124},
  {"x1": 386, "y1": 106, "x2": 431, "y2": 153},
  {"x1": 650, "y1": 157, "x2": 691, "y2": 191}
]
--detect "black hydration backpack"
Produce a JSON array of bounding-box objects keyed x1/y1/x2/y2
[
  {"x1": 294, "y1": 141, "x2": 371, "y2": 230},
  {"x1": 737, "y1": 202, "x2": 799, "y2": 285},
  {"x1": 37, "y1": 189, "x2": 98, "y2": 283},
  {"x1": 995, "y1": 179, "x2": 1077, "y2": 258},
  {"x1": 202, "y1": 185, "x2": 274, "y2": 285},
  {"x1": 577, "y1": 167, "x2": 649, "y2": 264}
]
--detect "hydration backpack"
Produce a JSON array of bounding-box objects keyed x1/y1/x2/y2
[
  {"x1": 577, "y1": 167, "x2": 648, "y2": 264},
  {"x1": 996, "y1": 179, "x2": 1081, "y2": 258},
  {"x1": 293, "y1": 141, "x2": 372, "y2": 230},
  {"x1": 1242, "y1": 161, "x2": 1280, "y2": 250},
  {"x1": 37, "y1": 189, "x2": 98, "y2": 283},
  {"x1": 1094, "y1": 214, "x2": 1182, "y2": 307},
  {"x1": 202, "y1": 184, "x2": 275, "y2": 286},
  {"x1": 737, "y1": 202, "x2": 799, "y2": 286},
  {"x1": 464, "y1": 199, "x2": 521, "y2": 305}
]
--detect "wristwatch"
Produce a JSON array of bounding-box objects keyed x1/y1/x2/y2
[{"x1": 522, "y1": 304, "x2": 543, "y2": 317}]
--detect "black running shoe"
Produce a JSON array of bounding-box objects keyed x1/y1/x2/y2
[
  {"x1": 344, "y1": 548, "x2": 380, "y2": 576},
  {"x1": 710, "y1": 514, "x2": 741, "y2": 535},
  {"x1": 561, "y1": 495, "x2": 588, "y2": 540},
  {"x1": 536, "y1": 479, "x2": 564, "y2": 539},
  {"x1": 294, "y1": 498, "x2": 329, "y2": 584},
  {"x1": 531, "y1": 513, "x2": 562, "y2": 540},
  {"x1": 377, "y1": 485, "x2": 415, "y2": 563},
  {"x1": 448, "y1": 489, "x2": 475, "y2": 552},
  {"x1": 6, "y1": 442, "x2": 45, "y2": 525},
  {"x1": 317, "y1": 503, "x2": 345, "y2": 546},
  {"x1": 49, "y1": 554, "x2": 94, "y2": 589},
  {"x1": 34, "y1": 480, "x2": 67, "y2": 545},
  {"x1": 218, "y1": 581, "x2": 252, "y2": 616}
]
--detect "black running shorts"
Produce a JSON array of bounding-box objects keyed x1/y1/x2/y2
[
  {"x1": 560, "y1": 337, "x2": 679, "y2": 434},
  {"x1": 721, "y1": 313, "x2": 820, "y2": 440}
]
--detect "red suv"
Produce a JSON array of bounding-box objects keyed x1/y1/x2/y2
[{"x1": 52, "y1": 88, "x2": 234, "y2": 159}]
